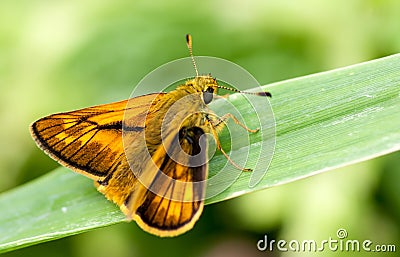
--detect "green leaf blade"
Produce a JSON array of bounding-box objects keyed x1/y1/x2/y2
[
  {"x1": 1, "y1": 54, "x2": 399, "y2": 252},
  {"x1": 0, "y1": 170, "x2": 125, "y2": 253}
]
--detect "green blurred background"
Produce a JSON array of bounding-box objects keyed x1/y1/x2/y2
[{"x1": 1, "y1": 0, "x2": 399, "y2": 256}]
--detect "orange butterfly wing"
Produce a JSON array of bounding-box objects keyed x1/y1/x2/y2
[{"x1": 31, "y1": 95, "x2": 154, "y2": 179}]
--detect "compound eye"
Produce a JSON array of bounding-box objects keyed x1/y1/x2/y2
[{"x1": 203, "y1": 87, "x2": 214, "y2": 104}]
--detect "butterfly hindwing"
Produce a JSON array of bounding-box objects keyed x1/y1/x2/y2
[{"x1": 128, "y1": 126, "x2": 207, "y2": 236}]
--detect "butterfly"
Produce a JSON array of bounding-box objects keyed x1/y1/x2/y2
[{"x1": 30, "y1": 34, "x2": 272, "y2": 237}]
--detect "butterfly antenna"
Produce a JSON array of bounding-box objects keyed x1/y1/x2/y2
[
  {"x1": 186, "y1": 34, "x2": 199, "y2": 77},
  {"x1": 217, "y1": 85, "x2": 272, "y2": 97}
]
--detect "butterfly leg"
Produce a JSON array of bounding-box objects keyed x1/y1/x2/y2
[
  {"x1": 206, "y1": 114, "x2": 254, "y2": 172},
  {"x1": 212, "y1": 113, "x2": 259, "y2": 133}
]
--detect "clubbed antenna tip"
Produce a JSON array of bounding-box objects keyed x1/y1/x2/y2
[
  {"x1": 256, "y1": 91, "x2": 272, "y2": 97},
  {"x1": 186, "y1": 34, "x2": 199, "y2": 77}
]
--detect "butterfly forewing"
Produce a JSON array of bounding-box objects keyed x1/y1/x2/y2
[{"x1": 30, "y1": 99, "x2": 131, "y2": 180}]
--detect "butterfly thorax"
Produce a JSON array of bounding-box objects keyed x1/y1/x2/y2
[
  {"x1": 179, "y1": 75, "x2": 219, "y2": 96},
  {"x1": 144, "y1": 75, "x2": 218, "y2": 155}
]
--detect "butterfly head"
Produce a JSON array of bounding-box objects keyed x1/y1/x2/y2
[{"x1": 182, "y1": 75, "x2": 219, "y2": 105}]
